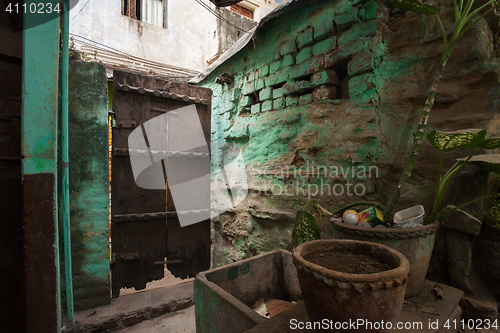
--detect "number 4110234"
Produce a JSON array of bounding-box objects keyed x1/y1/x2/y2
[
  {"x1": 5, "y1": 3, "x2": 61, "y2": 14},
  {"x1": 443, "y1": 318, "x2": 498, "y2": 330}
]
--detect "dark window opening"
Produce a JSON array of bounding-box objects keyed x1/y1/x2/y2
[{"x1": 123, "y1": 0, "x2": 142, "y2": 20}]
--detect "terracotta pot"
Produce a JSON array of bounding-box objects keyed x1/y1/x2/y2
[
  {"x1": 331, "y1": 220, "x2": 439, "y2": 297},
  {"x1": 293, "y1": 239, "x2": 410, "y2": 333}
]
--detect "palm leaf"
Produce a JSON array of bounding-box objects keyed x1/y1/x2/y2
[
  {"x1": 427, "y1": 129, "x2": 487, "y2": 152},
  {"x1": 479, "y1": 138, "x2": 500, "y2": 150},
  {"x1": 445, "y1": 205, "x2": 482, "y2": 224},
  {"x1": 457, "y1": 154, "x2": 500, "y2": 174},
  {"x1": 292, "y1": 210, "x2": 321, "y2": 245}
]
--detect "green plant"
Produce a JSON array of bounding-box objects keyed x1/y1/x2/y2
[
  {"x1": 486, "y1": 198, "x2": 500, "y2": 229},
  {"x1": 383, "y1": 0, "x2": 498, "y2": 221},
  {"x1": 424, "y1": 129, "x2": 500, "y2": 224}
]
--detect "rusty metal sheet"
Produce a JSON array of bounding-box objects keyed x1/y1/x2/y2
[{"x1": 111, "y1": 70, "x2": 212, "y2": 294}]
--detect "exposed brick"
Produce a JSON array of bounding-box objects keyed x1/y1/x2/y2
[
  {"x1": 289, "y1": 59, "x2": 313, "y2": 80},
  {"x1": 286, "y1": 96, "x2": 299, "y2": 107},
  {"x1": 310, "y1": 56, "x2": 325, "y2": 72},
  {"x1": 242, "y1": 82, "x2": 255, "y2": 96},
  {"x1": 282, "y1": 54, "x2": 295, "y2": 68},
  {"x1": 258, "y1": 65, "x2": 270, "y2": 78},
  {"x1": 348, "y1": 51, "x2": 374, "y2": 76},
  {"x1": 359, "y1": 2, "x2": 378, "y2": 21},
  {"x1": 283, "y1": 81, "x2": 313, "y2": 95},
  {"x1": 248, "y1": 72, "x2": 256, "y2": 82},
  {"x1": 296, "y1": 27, "x2": 314, "y2": 49},
  {"x1": 311, "y1": 70, "x2": 340, "y2": 87},
  {"x1": 339, "y1": 20, "x2": 378, "y2": 46},
  {"x1": 314, "y1": 17, "x2": 335, "y2": 41},
  {"x1": 280, "y1": 40, "x2": 297, "y2": 56},
  {"x1": 262, "y1": 100, "x2": 273, "y2": 112},
  {"x1": 299, "y1": 93, "x2": 313, "y2": 105},
  {"x1": 336, "y1": 10, "x2": 358, "y2": 31},
  {"x1": 273, "y1": 97, "x2": 286, "y2": 110},
  {"x1": 313, "y1": 86, "x2": 339, "y2": 102},
  {"x1": 273, "y1": 87, "x2": 284, "y2": 99},
  {"x1": 270, "y1": 60, "x2": 283, "y2": 75},
  {"x1": 296, "y1": 46, "x2": 313, "y2": 64},
  {"x1": 239, "y1": 106, "x2": 251, "y2": 115},
  {"x1": 240, "y1": 95, "x2": 253, "y2": 107},
  {"x1": 312, "y1": 36, "x2": 336, "y2": 56},
  {"x1": 251, "y1": 103, "x2": 261, "y2": 115},
  {"x1": 259, "y1": 87, "x2": 273, "y2": 101},
  {"x1": 255, "y1": 78, "x2": 265, "y2": 91},
  {"x1": 265, "y1": 68, "x2": 289, "y2": 87},
  {"x1": 231, "y1": 88, "x2": 241, "y2": 102}
]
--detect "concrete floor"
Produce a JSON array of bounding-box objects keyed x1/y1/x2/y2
[{"x1": 114, "y1": 305, "x2": 196, "y2": 333}]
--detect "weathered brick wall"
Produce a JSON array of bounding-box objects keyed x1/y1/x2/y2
[{"x1": 198, "y1": 0, "x2": 500, "y2": 269}]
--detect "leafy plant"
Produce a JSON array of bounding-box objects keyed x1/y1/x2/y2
[
  {"x1": 424, "y1": 129, "x2": 500, "y2": 224},
  {"x1": 382, "y1": 0, "x2": 498, "y2": 221},
  {"x1": 486, "y1": 198, "x2": 500, "y2": 229},
  {"x1": 292, "y1": 200, "x2": 321, "y2": 245}
]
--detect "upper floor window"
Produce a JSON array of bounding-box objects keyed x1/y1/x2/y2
[
  {"x1": 123, "y1": 0, "x2": 167, "y2": 28},
  {"x1": 230, "y1": 4, "x2": 253, "y2": 20}
]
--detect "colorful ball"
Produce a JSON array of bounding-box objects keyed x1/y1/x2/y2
[
  {"x1": 342, "y1": 210, "x2": 357, "y2": 220},
  {"x1": 343, "y1": 213, "x2": 358, "y2": 225}
]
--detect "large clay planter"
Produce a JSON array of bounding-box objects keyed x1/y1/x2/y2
[
  {"x1": 293, "y1": 239, "x2": 410, "y2": 333},
  {"x1": 331, "y1": 220, "x2": 439, "y2": 297}
]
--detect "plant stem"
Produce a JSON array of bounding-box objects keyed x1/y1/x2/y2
[{"x1": 383, "y1": 56, "x2": 449, "y2": 222}]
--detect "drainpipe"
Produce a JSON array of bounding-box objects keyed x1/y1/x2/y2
[{"x1": 62, "y1": 0, "x2": 75, "y2": 323}]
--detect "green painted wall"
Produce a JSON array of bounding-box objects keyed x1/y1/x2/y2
[
  {"x1": 66, "y1": 61, "x2": 110, "y2": 310},
  {"x1": 198, "y1": 0, "x2": 500, "y2": 265},
  {"x1": 22, "y1": 1, "x2": 62, "y2": 330}
]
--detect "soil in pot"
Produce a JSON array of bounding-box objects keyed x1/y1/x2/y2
[{"x1": 304, "y1": 250, "x2": 393, "y2": 274}]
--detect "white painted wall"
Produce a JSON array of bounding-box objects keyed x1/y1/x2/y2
[{"x1": 69, "y1": 0, "x2": 278, "y2": 75}]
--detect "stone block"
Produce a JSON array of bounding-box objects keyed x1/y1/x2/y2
[
  {"x1": 273, "y1": 87, "x2": 284, "y2": 99},
  {"x1": 283, "y1": 81, "x2": 312, "y2": 95},
  {"x1": 265, "y1": 68, "x2": 289, "y2": 87},
  {"x1": 336, "y1": 10, "x2": 358, "y2": 31},
  {"x1": 286, "y1": 96, "x2": 298, "y2": 107},
  {"x1": 273, "y1": 97, "x2": 286, "y2": 110},
  {"x1": 296, "y1": 27, "x2": 314, "y2": 49},
  {"x1": 311, "y1": 70, "x2": 340, "y2": 87},
  {"x1": 289, "y1": 59, "x2": 313, "y2": 80},
  {"x1": 348, "y1": 51, "x2": 375, "y2": 76},
  {"x1": 339, "y1": 20, "x2": 378, "y2": 46},
  {"x1": 280, "y1": 40, "x2": 297, "y2": 56},
  {"x1": 261, "y1": 100, "x2": 273, "y2": 112},
  {"x1": 312, "y1": 86, "x2": 339, "y2": 102},
  {"x1": 296, "y1": 46, "x2": 313, "y2": 64},
  {"x1": 240, "y1": 95, "x2": 253, "y2": 107},
  {"x1": 258, "y1": 65, "x2": 270, "y2": 78},
  {"x1": 359, "y1": 2, "x2": 378, "y2": 21},
  {"x1": 242, "y1": 82, "x2": 255, "y2": 96},
  {"x1": 460, "y1": 295, "x2": 498, "y2": 320},
  {"x1": 447, "y1": 231, "x2": 475, "y2": 293},
  {"x1": 313, "y1": 17, "x2": 335, "y2": 41},
  {"x1": 310, "y1": 56, "x2": 325, "y2": 73},
  {"x1": 270, "y1": 60, "x2": 283, "y2": 75},
  {"x1": 282, "y1": 54, "x2": 295, "y2": 68},
  {"x1": 248, "y1": 71, "x2": 256, "y2": 82},
  {"x1": 299, "y1": 94, "x2": 313, "y2": 105},
  {"x1": 259, "y1": 87, "x2": 273, "y2": 102},
  {"x1": 442, "y1": 211, "x2": 482, "y2": 236},
  {"x1": 231, "y1": 88, "x2": 241, "y2": 102},
  {"x1": 251, "y1": 103, "x2": 261, "y2": 115},
  {"x1": 255, "y1": 79, "x2": 265, "y2": 91},
  {"x1": 312, "y1": 37, "x2": 336, "y2": 56}
]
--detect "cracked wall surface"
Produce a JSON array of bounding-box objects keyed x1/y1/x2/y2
[{"x1": 197, "y1": 0, "x2": 500, "y2": 268}]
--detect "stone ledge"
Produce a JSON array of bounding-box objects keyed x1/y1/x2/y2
[{"x1": 65, "y1": 281, "x2": 194, "y2": 333}]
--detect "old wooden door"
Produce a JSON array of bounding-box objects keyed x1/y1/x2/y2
[{"x1": 111, "y1": 70, "x2": 212, "y2": 297}]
